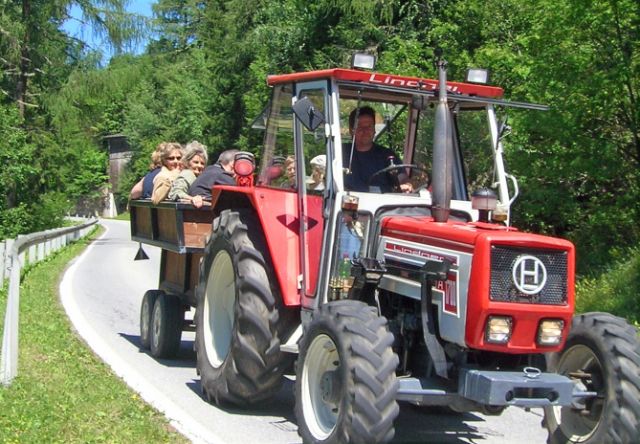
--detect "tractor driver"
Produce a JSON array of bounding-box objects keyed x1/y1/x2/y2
[{"x1": 342, "y1": 106, "x2": 413, "y2": 193}]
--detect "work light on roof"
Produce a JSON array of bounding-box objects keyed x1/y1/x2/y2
[
  {"x1": 351, "y1": 53, "x2": 376, "y2": 70},
  {"x1": 465, "y1": 68, "x2": 490, "y2": 84}
]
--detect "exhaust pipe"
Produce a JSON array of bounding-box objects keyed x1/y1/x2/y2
[{"x1": 431, "y1": 55, "x2": 453, "y2": 223}]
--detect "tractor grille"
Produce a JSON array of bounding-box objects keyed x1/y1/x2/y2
[{"x1": 489, "y1": 246, "x2": 568, "y2": 305}]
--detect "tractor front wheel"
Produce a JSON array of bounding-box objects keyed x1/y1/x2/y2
[
  {"x1": 295, "y1": 300, "x2": 399, "y2": 444},
  {"x1": 544, "y1": 312, "x2": 640, "y2": 444}
]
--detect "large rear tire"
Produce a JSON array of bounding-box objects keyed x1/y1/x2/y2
[
  {"x1": 295, "y1": 300, "x2": 399, "y2": 444},
  {"x1": 544, "y1": 312, "x2": 640, "y2": 444},
  {"x1": 195, "y1": 209, "x2": 296, "y2": 405}
]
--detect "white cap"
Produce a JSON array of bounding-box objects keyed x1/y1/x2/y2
[{"x1": 310, "y1": 154, "x2": 326, "y2": 168}]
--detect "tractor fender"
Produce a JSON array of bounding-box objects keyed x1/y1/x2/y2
[{"x1": 211, "y1": 186, "x2": 304, "y2": 307}]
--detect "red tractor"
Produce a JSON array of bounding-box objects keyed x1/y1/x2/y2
[{"x1": 131, "y1": 54, "x2": 640, "y2": 444}]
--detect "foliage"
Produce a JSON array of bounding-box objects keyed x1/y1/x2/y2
[
  {"x1": 576, "y1": 246, "x2": 640, "y2": 324},
  {"x1": 1, "y1": 0, "x2": 638, "y2": 274},
  {"x1": 0, "y1": 229, "x2": 187, "y2": 443},
  {"x1": 0, "y1": 1, "x2": 145, "y2": 238},
  {"x1": 0, "y1": 192, "x2": 72, "y2": 239},
  {"x1": 0, "y1": 104, "x2": 34, "y2": 209},
  {"x1": 428, "y1": 0, "x2": 639, "y2": 272},
  {"x1": 505, "y1": 0, "x2": 640, "y2": 272}
]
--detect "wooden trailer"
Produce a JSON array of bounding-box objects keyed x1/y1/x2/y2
[{"x1": 129, "y1": 199, "x2": 215, "y2": 357}]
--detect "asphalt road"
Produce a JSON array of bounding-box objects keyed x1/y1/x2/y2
[{"x1": 60, "y1": 219, "x2": 550, "y2": 443}]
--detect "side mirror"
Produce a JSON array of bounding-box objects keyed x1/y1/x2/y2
[{"x1": 293, "y1": 96, "x2": 325, "y2": 131}]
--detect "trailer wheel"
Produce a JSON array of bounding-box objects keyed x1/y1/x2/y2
[
  {"x1": 544, "y1": 312, "x2": 640, "y2": 444},
  {"x1": 140, "y1": 289, "x2": 162, "y2": 349},
  {"x1": 196, "y1": 209, "x2": 295, "y2": 405},
  {"x1": 295, "y1": 300, "x2": 399, "y2": 444},
  {"x1": 150, "y1": 292, "x2": 184, "y2": 358}
]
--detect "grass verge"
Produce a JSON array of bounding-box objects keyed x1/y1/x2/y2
[
  {"x1": 113, "y1": 211, "x2": 130, "y2": 221},
  {"x1": 576, "y1": 246, "x2": 640, "y2": 327},
  {"x1": 0, "y1": 227, "x2": 187, "y2": 443}
]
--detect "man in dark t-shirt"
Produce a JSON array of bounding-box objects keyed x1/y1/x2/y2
[
  {"x1": 189, "y1": 149, "x2": 238, "y2": 200},
  {"x1": 342, "y1": 106, "x2": 411, "y2": 193},
  {"x1": 343, "y1": 143, "x2": 401, "y2": 192}
]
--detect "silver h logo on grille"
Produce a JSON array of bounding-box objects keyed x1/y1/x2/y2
[{"x1": 512, "y1": 255, "x2": 547, "y2": 295}]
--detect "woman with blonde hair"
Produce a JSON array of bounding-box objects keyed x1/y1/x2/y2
[
  {"x1": 168, "y1": 140, "x2": 208, "y2": 208},
  {"x1": 130, "y1": 142, "x2": 173, "y2": 199},
  {"x1": 151, "y1": 142, "x2": 184, "y2": 204}
]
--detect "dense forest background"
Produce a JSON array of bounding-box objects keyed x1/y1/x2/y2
[{"x1": 1, "y1": 0, "x2": 638, "y2": 282}]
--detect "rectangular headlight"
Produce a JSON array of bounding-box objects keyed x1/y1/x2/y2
[
  {"x1": 537, "y1": 319, "x2": 565, "y2": 346},
  {"x1": 351, "y1": 53, "x2": 376, "y2": 70},
  {"x1": 485, "y1": 316, "x2": 512, "y2": 344},
  {"x1": 465, "y1": 68, "x2": 490, "y2": 84}
]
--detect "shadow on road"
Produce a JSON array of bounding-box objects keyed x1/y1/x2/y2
[
  {"x1": 184, "y1": 378, "x2": 298, "y2": 420},
  {"x1": 184, "y1": 374, "x2": 501, "y2": 443},
  {"x1": 393, "y1": 404, "x2": 497, "y2": 443},
  {"x1": 119, "y1": 332, "x2": 514, "y2": 443},
  {"x1": 119, "y1": 333, "x2": 197, "y2": 367}
]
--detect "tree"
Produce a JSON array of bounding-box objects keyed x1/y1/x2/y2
[{"x1": 0, "y1": 0, "x2": 146, "y2": 236}]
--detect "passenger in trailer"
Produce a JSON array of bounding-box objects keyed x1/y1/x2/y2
[
  {"x1": 150, "y1": 143, "x2": 185, "y2": 204},
  {"x1": 189, "y1": 149, "x2": 239, "y2": 201},
  {"x1": 167, "y1": 141, "x2": 208, "y2": 208},
  {"x1": 130, "y1": 142, "x2": 182, "y2": 200}
]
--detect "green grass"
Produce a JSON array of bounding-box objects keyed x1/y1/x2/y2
[
  {"x1": 0, "y1": 227, "x2": 187, "y2": 444},
  {"x1": 113, "y1": 211, "x2": 130, "y2": 221},
  {"x1": 576, "y1": 246, "x2": 640, "y2": 327}
]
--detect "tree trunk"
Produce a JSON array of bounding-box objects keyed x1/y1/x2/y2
[{"x1": 16, "y1": 0, "x2": 30, "y2": 119}]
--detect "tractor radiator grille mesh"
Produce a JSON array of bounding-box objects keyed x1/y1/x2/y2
[{"x1": 489, "y1": 246, "x2": 568, "y2": 305}]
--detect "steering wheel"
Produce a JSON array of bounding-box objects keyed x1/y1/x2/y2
[{"x1": 367, "y1": 164, "x2": 430, "y2": 192}]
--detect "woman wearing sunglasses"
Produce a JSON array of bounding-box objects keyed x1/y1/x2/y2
[
  {"x1": 130, "y1": 142, "x2": 183, "y2": 200},
  {"x1": 168, "y1": 141, "x2": 208, "y2": 208},
  {"x1": 151, "y1": 142, "x2": 185, "y2": 204}
]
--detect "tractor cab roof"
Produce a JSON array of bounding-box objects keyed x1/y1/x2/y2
[
  {"x1": 268, "y1": 68, "x2": 503, "y2": 98},
  {"x1": 268, "y1": 68, "x2": 546, "y2": 111}
]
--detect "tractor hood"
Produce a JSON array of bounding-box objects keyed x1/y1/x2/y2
[
  {"x1": 378, "y1": 214, "x2": 576, "y2": 353},
  {"x1": 379, "y1": 215, "x2": 517, "y2": 251}
]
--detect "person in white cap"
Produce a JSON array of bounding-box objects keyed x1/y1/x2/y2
[{"x1": 307, "y1": 154, "x2": 326, "y2": 191}]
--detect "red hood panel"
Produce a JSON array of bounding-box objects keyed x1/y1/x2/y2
[{"x1": 381, "y1": 216, "x2": 571, "y2": 251}]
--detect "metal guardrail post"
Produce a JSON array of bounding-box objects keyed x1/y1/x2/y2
[
  {"x1": 3, "y1": 239, "x2": 13, "y2": 283},
  {"x1": 1, "y1": 252, "x2": 21, "y2": 385},
  {"x1": 1, "y1": 218, "x2": 98, "y2": 385},
  {"x1": 0, "y1": 242, "x2": 5, "y2": 282}
]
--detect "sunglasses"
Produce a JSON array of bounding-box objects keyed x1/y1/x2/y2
[{"x1": 167, "y1": 156, "x2": 182, "y2": 161}]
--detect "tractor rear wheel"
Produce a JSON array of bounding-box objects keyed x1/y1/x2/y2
[
  {"x1": 195, "y1": 209, "x2": 295, "y2": 405},
  {"x1": 295, "y1": 300, "x2": 399, "y2": 444},
  {"x1": 544, "y1": 312, "x2": 640, "y2": 444}
]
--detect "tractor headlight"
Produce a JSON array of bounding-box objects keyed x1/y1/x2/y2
[
  {"x1": 351, "y1": 53, "x2": 376, "y2": 70},
  {"x1": 465, "y1": 68, "x2": 490, "y2": 84},
  {"x1": 485, "y1": 316, "x2": 512, "y2": 344},
  {"x1": 537, "y1": 319, "x2": 564, "y2": 346}
]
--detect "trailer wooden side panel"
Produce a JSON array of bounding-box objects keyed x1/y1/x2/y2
[
  {"x1": 130, "y1": 200, "x2": 213, "y2": 253},
  {"x1": 130, "y1": 200, "x2": 213, "y2": 307}
]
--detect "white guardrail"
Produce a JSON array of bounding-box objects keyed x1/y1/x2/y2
[{"x1": 1, "y1": 217, "x2": 98, "y2": 385}]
